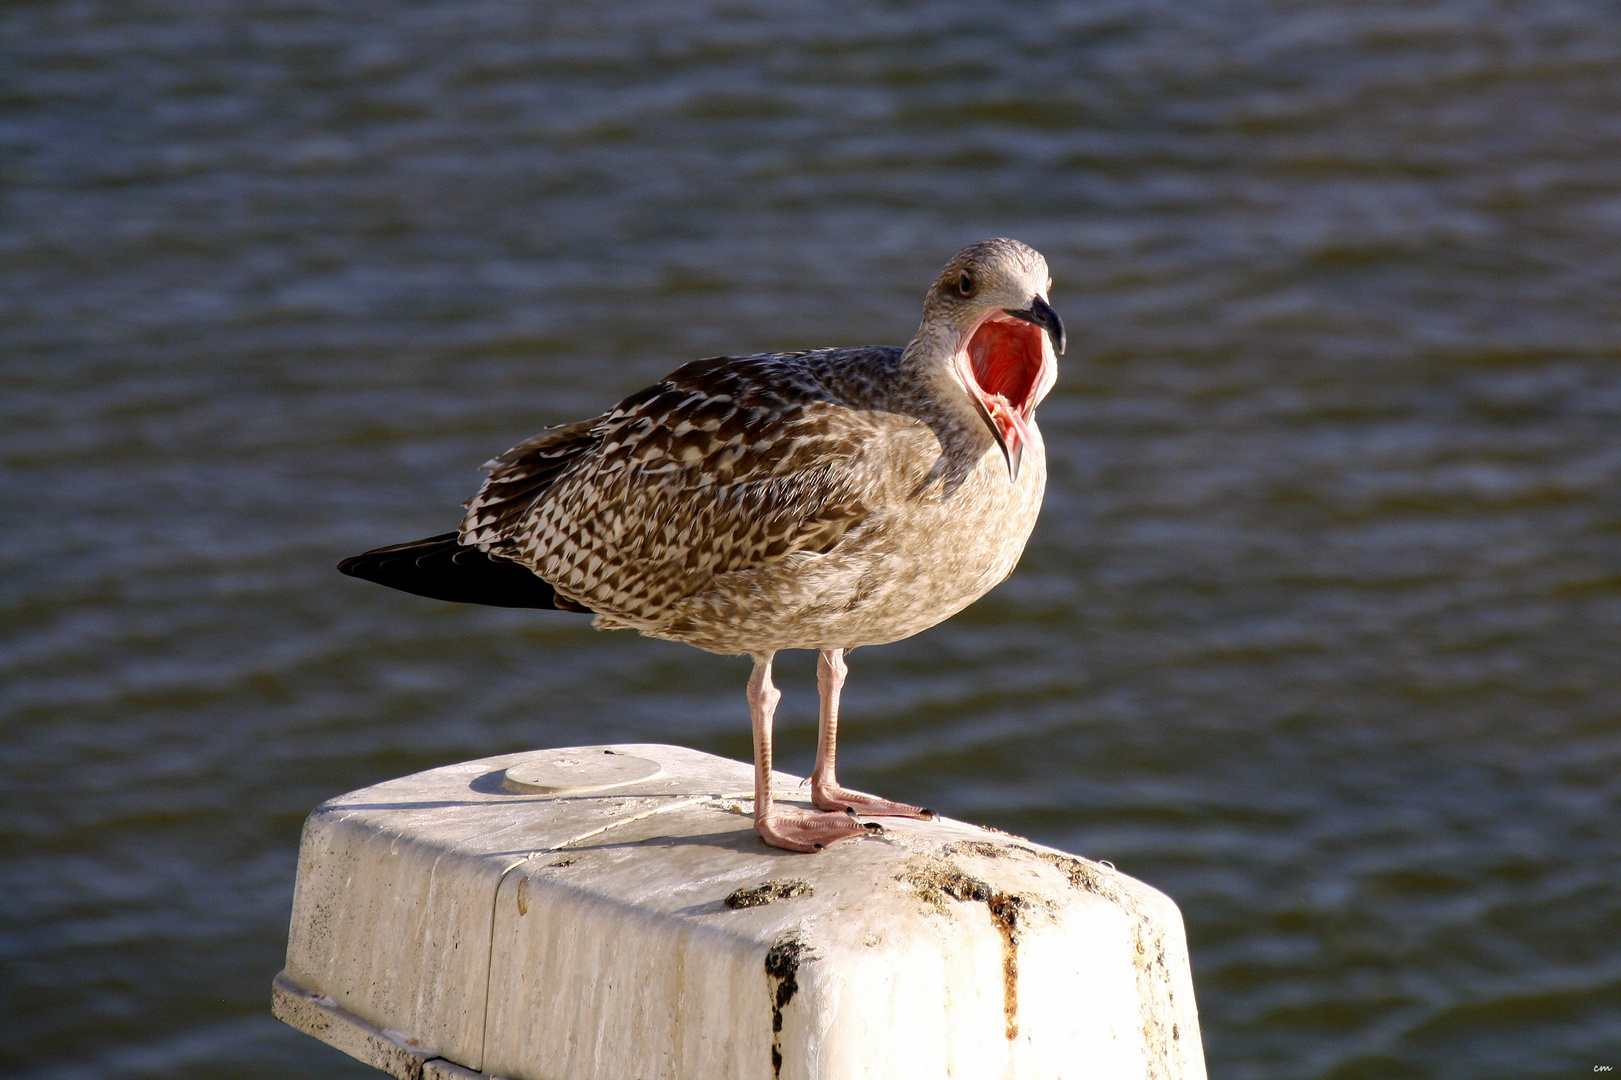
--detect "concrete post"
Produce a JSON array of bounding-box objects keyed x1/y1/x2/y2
[{"x1": 274, "y1": 744, "x2": 1206, "y2": 1080}]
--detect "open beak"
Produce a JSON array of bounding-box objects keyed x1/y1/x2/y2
[
  {"x1": 1001, "y1": 296, "x2": 1065, "y2": 356},
  {"x1": 955, "y1": 296, "x2": 1062, "y2": 483}
]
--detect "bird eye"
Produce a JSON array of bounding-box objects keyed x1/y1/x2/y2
[{"x1": 957, "y1": 270, "x2": 975, "y2": 297}]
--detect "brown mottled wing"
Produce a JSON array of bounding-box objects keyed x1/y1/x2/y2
[
  {"x1": 464, "y1": 354, "x2": 882, "y2": 624},
  {"x1": 461, "y1": 417, "x2": 603, "y2": 549}
]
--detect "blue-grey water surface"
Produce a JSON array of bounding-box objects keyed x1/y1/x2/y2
[{"x1": 3, "y1": 1, "x2": 1621, "y2": 1077}]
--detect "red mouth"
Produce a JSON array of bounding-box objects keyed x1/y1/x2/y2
[{"x1": 956, "y1": 313, "x2": 1055, "y2": 479}]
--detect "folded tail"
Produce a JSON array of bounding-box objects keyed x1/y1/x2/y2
[{"x1": 337, "y1": 532, "x2": 591, "y2": 612}]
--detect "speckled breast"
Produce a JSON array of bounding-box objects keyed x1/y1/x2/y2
[{"x1": 644, "y1": 424, "x2": 1047, "y2": 655}]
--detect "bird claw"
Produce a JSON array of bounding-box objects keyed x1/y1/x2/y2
[
  {"x1": 755, "y1": 806, "x2": 880, "y2": 852},
  {"x1": 812, "y1": 785, "x2": 933, "y2": 820}
]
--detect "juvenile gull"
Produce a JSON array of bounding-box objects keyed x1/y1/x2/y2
[{"x1": 339, "y1": 238, "x2": 1064, "y2": 852}]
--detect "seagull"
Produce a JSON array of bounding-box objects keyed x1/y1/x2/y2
[{"x1": 339, "y1": 238, "x2": 1063, "y2": 852}]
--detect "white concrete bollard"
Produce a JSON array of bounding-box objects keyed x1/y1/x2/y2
[{"x1": 274, "y1": 744, "x2": 1206, "y2": 1080}]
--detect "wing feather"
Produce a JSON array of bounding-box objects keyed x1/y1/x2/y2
[
  {"x1": 463, "y1": 353, "x2": 885, "y2": 624},
  {"x1": 460, "y1": 417, "x2": 602, "y2": 549}
]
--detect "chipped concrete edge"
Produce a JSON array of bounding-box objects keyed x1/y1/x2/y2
[{"x1": 272, "y1": 970, "x2": 504, "y2": 1080}]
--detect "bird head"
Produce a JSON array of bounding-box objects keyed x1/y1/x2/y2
[{"x1": 916, "y1": 238, "x2": 1063, "y2": 481}]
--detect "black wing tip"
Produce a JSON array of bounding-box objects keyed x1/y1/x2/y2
[
  {"x1": 339, "y1": 530, "x2": 459, "y2": 574},
  {"x1": 336, "y1": 532, "x2": 592, "y2": 613}
]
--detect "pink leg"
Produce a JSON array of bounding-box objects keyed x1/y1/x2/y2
[
  {"x1": 749, "y1": 652, "x2": 878, "y2": 852},
  {"x1": 810, "y1": 649, "x2": 933, "y2": 820}
]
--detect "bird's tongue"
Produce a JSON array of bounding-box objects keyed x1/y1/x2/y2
[{"x1": 960, "y1": 316, "x2": 1047, "y2": 477}]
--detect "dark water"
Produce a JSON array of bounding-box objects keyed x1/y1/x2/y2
[{"x1": 4, "y1": 0, "x2": 1621, "y2": 1076}]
